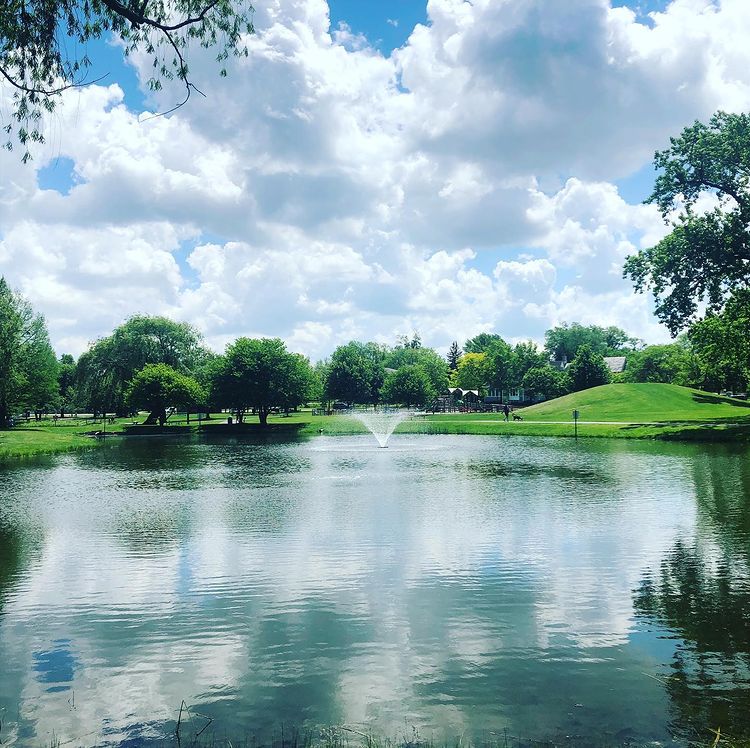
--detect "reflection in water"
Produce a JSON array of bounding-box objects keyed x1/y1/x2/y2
[
  {"x1": 0, "y1": 435, "x2": 749, "y2": 746},
  {"x1": 634, "y1": 444, "x2": 750, "y2": 741},
  {"x1": 634, "y1": 541, "x2": 750, "y2": 740}
]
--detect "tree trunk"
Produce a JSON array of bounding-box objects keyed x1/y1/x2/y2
[
  {"x1": 259, "y1": 409, "x2": 268, "y2": 426},
  {"x1": 144, "y1": 409, "x2": 160, "y2": 425}
]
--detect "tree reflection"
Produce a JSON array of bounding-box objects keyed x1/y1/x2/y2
[
  {"x1": 634, "y1": 540, "x2": 750, "y2": 740},
  {"x1": 0, "y1": 525, "x2": 24, "y2": 612}
]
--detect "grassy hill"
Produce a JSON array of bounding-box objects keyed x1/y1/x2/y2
[{"x1": 519, "y1": 383, "x2": 750, "y2": 423}]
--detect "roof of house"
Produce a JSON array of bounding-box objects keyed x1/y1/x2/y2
[{"x1": 603, "y1": 356, "x2": 627, "y2": 373}]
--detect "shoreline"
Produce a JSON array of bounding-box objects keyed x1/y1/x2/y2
[{"x1": 2, "y1": 414, "x2": 749, "y2": 463}]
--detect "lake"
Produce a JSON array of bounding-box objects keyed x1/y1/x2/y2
[{"x1": 1, "y1": 434, "x2": 749, "y2": 746}]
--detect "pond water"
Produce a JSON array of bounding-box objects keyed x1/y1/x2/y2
[{"x1": 1, "y1": 434, "x2": 750, "y2": 747}]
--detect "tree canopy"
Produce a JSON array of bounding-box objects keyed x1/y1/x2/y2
[
  {"x1": 0, "y1": 277, "x2": 58, "y2": 426},
  {"x1": 624, "y1": 111, "x2": 750, "y2": 334},
  {"x1": 566, "y1": 345, "x2": 610, "y2": 392},
  {"x1": 212, "y1": 337, "x2": 313, "y2": 424},
  {"x1": 76, "y1": 315, "x2": 205, "y2": 415},
  {"x1": 127, "y1": 363, "x2": 204, "y2": 425},
  {"x1": 545, "y1": 323, "x2": 639, "y2": 361},
  {"x1": 324, "y1": 341, "x2": 386, "y2": 406},
  {"x1": 380, "y1": 365, "x2": 435, "y2": 408},
  {"x1": 1, "y1": 0, "x2": 254, "y2": 159}
]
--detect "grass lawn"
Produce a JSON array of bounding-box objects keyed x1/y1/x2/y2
[
  {"x1": 519, "y1": 383, "x2": 750, "y2": 422},
  {"x1": 3, "y1": 384, "x2": 750, "y2": 463}
]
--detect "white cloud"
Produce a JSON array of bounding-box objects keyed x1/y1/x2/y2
[{"x1": 3, "y1": 0, "x2": 750, "y2": 357}]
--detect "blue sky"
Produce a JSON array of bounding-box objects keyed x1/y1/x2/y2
[{"x1": 6, "y1": 0, "x2": 744, "y2": 358}]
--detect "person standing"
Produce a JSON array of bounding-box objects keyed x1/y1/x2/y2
[{"x1": 503, "y1": 404, "x2": 510, "y2": 421}]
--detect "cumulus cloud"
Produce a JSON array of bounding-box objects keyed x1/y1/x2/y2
[{"x1": 2, "y1": 0, "x2": 750, "y2": 358}]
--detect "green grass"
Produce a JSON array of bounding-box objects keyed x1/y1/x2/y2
[
  {"x1": 3, "y1": 384, "x2": 750, "y2": 463},
  {"x1": 519, "y1": 383, "x2": 750, "y2": 422}
]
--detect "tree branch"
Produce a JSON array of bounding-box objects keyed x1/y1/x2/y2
[
  {"x1": 0, "y1": 64, "x2": 108, "y2": 97},
  {"x1": 99, "y1": 0, "x2": 223, "y2": 32}
]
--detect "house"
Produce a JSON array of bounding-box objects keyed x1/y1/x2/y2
[
  {"x1": 484, "y1": 387, "x2": 545, "y2": 406},
  {"x1": 603, "y1": 356, "x2": 626, "y2": 374}
]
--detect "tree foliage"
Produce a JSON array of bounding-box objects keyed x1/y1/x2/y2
[
  {"x1": 624, "y1": 111, "x2": 750, "y2": 334},
  {"x1": 624, "y1": 342, "x2": 698, "y2": 387},
  {"x1": 76, "y1": 315, "x2": 204, "y2": 415},
  {"x1": 688, "y1": 290, "x2": 750, "y2": 392},
  {"x1": 566, "y1": 344, "x2": 610, "y2": 392},
  {"x1": 447, "y1": 341, "x2": 462, "y2": 371},
  {"x1": 1, "y1": 0, "x2": 254, "y2": 159},
  {"x1": 545, "y1": 323, "x2": 639, "y2": 361},
  {"x1": 0, "y1": 277, "x2": 58, "y2": 425},
  {"x1": 212, "y1": 337, "x2": 313, "y2": 424},
  {"x1": 454, "y1": 352, "x2": 488, "y2": 391},
  {"x1": 522, "y1": 365, "x2": 569, "y2": 400},
  {"x1": 324, "y1": 341, "x2": 386, "y2": 406},
  {"x1": 380, "y1": 365, "x2": 435, "y2": 408},
  {"x1": 127, "y1": 363, "x2": 204, "y2": 425},
  {"x1": 463, "y1": 333, "x2": 504, "y2": 354},
  {"x1": 384, "y1": 345, "x2": 449, "y2": 396}
]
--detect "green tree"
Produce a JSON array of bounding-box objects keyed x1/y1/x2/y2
[
  {"x1": 447, "y1": 341, "x2": 462, "y2": 371},
  {"x1": 624, "y1": 112, "x2": 750, "y2": 334},
  {"x1": 688, "y1": 291, "x2": 750, "y2": 392},
  {"x1": 21, "y1": 315, "x2": 60, "y2": 419},
  {"x1": 522, "y1": 365, "x2": 569, "y2": 400},
  {"x1": 127, "y1": 363, "x2": 204, "y2": 426},
  {"x1": 385, "y1": 345, "x2": 449, "y2": 395},
  {"x1": 624, "y1": 342, "x2": 698, "y2": 386},
  {"x1": 510, "y1": 341, "x2": 548, "y2": 384},
  {"x1": 212, "y1": 337, "x2": 313, "y2": 425},
  {"x1": 567, "y1": 344, "x2": 611, "y2": 392},
  {"x1": 1, "y1": 0, "x2": 254, "y2": 159},
  {"x1": 0, "y1": 278, "x2": 59, "y2": 425},
  {"x1": 57, "y1": 353, "x2": 77, "y2": 417},
  {"x1": 325, "y1": 341, "x2": 386, "y2": 405},
  {"x1": 380, "y1": 365, "x2": 435, "y2": 408},
  {"x1": 454, "y1": 352, "x2": 488, "y2": 390},
  {"x1": 484, "y1": 338, "x2": 515, "y2": 391},
  {"x1": 545, "y1": 323, "x2": 639, "y2": 361},
  {"x1": 463, "y1": 332, "x2": 504, "y2": 354},
  {"x1": 76, "y1": 315, "x2": 203, "y2": 416}
]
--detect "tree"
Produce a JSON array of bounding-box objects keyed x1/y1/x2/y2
[
  {"x1": 380, "y1": 365, "x2": 435, "y2": 408},
  {"x1": 212, "y1": 337, "x2": 313, "y2": 425},
  {"x1": 127, "y1": 363, "x2": 204, "y2": 426},
  {"x1": 522, "y1": 365, "x2": 569, "y2": 401},
  {"x1": 76, "y1": 315, "x2": 203, "y2": 416},
  {"x1": 21, "y1": 315, "x2": 60, "y2": 419},
  {"x1": 325, "y1": 341, "x2": 386, "y2": 406},
  {"x1": 484, "y1": 338, "x2": 515, "y2": 391},
  {"x1": 510, "y1": 341, "x2": 548, "y2": 384},
  {"x1": 545, "y1": 323, "x2": 639, "y2": 362},
  {"x1": 57, "y1": 354, "x2": 77, "y2": 417},
  {"x1": 624, "y1": 342, "x2": 698, "y2": 387},
  {"x1": 454, "y1": 352, "x2": 488, "y2": 391},
  {"x1": 384, "y1": 345, "x2": 449, "y2": 396},
  {"x1": 463, "y1": 332, "x2": 504, "y2": 354},
  {"x1": 1, "y1": 0, "x2": 254, "y2": 159},
  {"x1": 688, "y1": 291, "x2": 750, "y2": 392},
  {"x1": 447, "y1": 341, "x2": 462, "y2": 371},
  {"x1": 624, "y1": 111, "x2": 750, "y2": 334},
  {"x1": 0, "y1": 278, "x2": 59, "y2": 426},
  {"x1": 567, "y1": 344, "x2": 610, "y2": 392}
]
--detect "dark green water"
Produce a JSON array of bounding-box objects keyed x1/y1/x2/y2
[{"x1": 1, "y1": 434, "x2": 749, "y2": 746}]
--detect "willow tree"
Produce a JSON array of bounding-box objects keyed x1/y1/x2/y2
[{"x1": 1, "y1": 0, "x2": 254, "y2": 159}]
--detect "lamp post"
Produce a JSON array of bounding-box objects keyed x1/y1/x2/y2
[{"x1": 573, "y1": 409, "x2": 579, "y2": 439}]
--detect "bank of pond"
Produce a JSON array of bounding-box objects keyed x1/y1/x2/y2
[{"x1": 2, "y1": 383, "x2": 750, "y2": 462}]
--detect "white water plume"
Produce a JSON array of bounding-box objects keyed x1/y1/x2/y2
[{"x1": 348, "y1": 409, "x2": 411, "y2": 448}]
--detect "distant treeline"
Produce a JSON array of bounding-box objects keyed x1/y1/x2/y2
[{"x1": 1, "y1": 275, "x2": 746, "y2": 427}]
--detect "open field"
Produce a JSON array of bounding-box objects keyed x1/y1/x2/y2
[{"x1": 3, "y1": 384, "x2": 750, "y2": 462}]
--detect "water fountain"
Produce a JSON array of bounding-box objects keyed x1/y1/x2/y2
[{"x1": 349, "y1": 408, "x2": 410, "y2": 448}]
